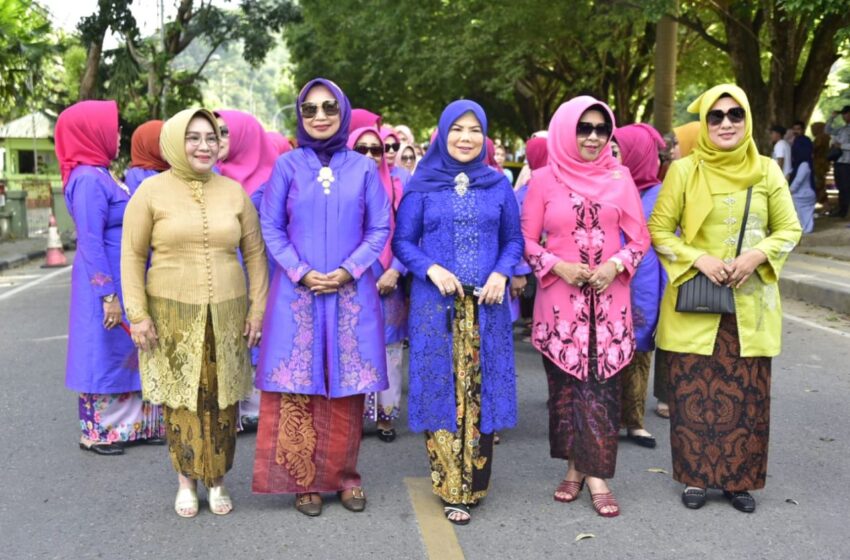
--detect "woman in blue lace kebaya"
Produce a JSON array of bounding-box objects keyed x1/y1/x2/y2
[{"x1": 393, "y1": 100, "x2": 524, "y2": 525}]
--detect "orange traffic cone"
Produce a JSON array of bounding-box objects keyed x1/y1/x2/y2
[{"x1": 42, "y1": 214, "x2": 68, "y2": 268}]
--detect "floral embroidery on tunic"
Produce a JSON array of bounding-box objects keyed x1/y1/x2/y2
[
  {"x1": 275, "y1": 394, "x2": 317, "y2": 488},
  {"x1": 90, "y1": 272, "x2": 113, "y2": 287},
  {"x1": 341, "y1": 259, "x2": 368, "y2": 280},
  {"x1": 286, "y1": 262, "x2": 310, "y2": 284},
  {"x1": 267, "y1": 287, "x2": 314, "y2": 390},
  {"x1": 338, "y1": 283, "x2": 381, "y2": 391}
]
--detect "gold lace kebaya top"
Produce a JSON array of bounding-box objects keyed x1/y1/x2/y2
[{"x1": 120, "y1": 109, "x2": 268, "y2": 411}]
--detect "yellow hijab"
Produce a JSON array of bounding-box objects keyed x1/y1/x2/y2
[
  {"x1": 682, "y1": 84, "x2": 762, "y2": 243},
  {"x1": 159, "y1": 108, "x2": 220, "y2": 185},
  {"x1": 673, "y1": 121, "x2": 700, "y2": 158}
]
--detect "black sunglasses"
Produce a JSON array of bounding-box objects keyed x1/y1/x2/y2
[
  {"x1": 300, "y1": 100, "x2": 340, "y2": 119},
  {"x1": 354, "y1": 144, "x2": 384, "y2": 157},
  {"x1": 706, "y1": 107, "x2": 746, "y2": 126},
  {"x1": 384, "y1": 142, "x2": 400, "y2": 153},
  {"x1": 576, "y1": 122, "x2": 612, "y2": 138},
  {"x1": 400, "y1": 154, "x2": 416, "y2": 162}
]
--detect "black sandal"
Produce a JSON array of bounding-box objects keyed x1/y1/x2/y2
[
  {"x1": 681, "y1": 487, "x2": 706, "y2": 509},
  {"x1": 443, "y1": 503, "x2": 471, "y2": 525},
  {"x1": 723, "y1": 490, "x2": 756, "y2": 513},
  {"x1": 376, "y1": 427, "x2": 396, "y2": 442}
]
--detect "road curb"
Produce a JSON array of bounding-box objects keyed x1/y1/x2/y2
[
  {"x1": 0, "y1": 250, "x2": 46, "y2": 272},
  {"x1": 780, "y1": 274, "x2": 850, "y2": 315}
]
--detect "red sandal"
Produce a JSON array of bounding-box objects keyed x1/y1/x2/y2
[
  {"x1": 554, "y1": 478, "x2": 585, "y2": 503},
  {"x1": 590, "y1": 491, "x2": 620, "y2": 518}
]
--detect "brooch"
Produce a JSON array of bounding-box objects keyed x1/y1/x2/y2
[
  {"x1": 317, "y1": 166, "x2": 335, "y2": 195},
  {"x1": 454, "y1": 172, "x2": 469, "y2": 196}
]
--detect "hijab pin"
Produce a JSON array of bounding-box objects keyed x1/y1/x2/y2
[
  {"x1": 317, "y1": 166, "x2": 335, "y2": 195},
  {"x1": 454, "y1": 172, "x2": 469, "y2": 196}
]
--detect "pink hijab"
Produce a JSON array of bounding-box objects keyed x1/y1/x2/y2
[
  {"x1": 485, "y1": 138, "x2": 503, "y2": 172},
  {"x1": 525, "y1": 137, "x2": 548, "y2": 170},
  {"x1": 547, "y1": 96, "x2": 645, "y2": 244},
  {"x1": 266, "y1": 131, "x2": 292, "y2": 155},
  {"x1": 349, "y1": 109, "x2": 382, "y2": 133},
  {"x1": 217, "y1": 110, "x2": 278, "y2": 195},
  {"x1": 55, "y1": 100, "x2": 119, "y2": 187},
  {"x1": 614, "y1": 123, "x2": 664, "y2": 190},
  {"x1": 380, "y1": 126, "x2": 401, "y2": 169},
  {"x1": 348, "y1": 126, "x2": 401, "y2": 269}
]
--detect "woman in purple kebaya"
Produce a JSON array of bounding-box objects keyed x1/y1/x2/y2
[{"x1": 252, "y1": 78, "x2": 390, "y2": 517}]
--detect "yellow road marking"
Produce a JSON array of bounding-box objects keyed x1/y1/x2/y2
[{"x1": 405, "y1": 477, "x2": 465, "y2": 560}]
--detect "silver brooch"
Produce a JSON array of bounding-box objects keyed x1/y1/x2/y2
[
  {"x1": 317, "y1": 166, "x2": 335, "y2": 195},
  {"x1": 454, "y1": 172, "x2": 469, "y2": 196}
]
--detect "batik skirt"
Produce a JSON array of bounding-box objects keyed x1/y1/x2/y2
[
  {"x1": 665, "y1": 314, "x2": 771, "y2": 491},
  {"x1": 620, "y1": 351, "x2": 652, "y2": 429},
  {"x1": 425, "y1": 295, "x2": 494, "y2": 506}
]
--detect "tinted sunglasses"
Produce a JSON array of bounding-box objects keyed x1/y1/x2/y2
[
  {"x1": 300, "y1": 100, "x2": 340, "y2": 119},
  {"x1": 576, "y1": 122, "x2": 612, "y2": 138},
  {"x1": 354, "y1": 144, "x2": 384, "y2": 157},
  {"x1": 400, "y1": 154, "x2": 416, "y2": 162},
  {"x1": 706, "y1": 107, "x2": 746, "y2": 126},
  {"x1": 384, "y1": 142, "x2": 400, "y2": 152}
]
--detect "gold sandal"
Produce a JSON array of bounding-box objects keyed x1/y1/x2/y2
[
  {"x1": 174, "y1": 487, "x2": 199, "y2": 518},
  {"x1": 208, "y1": 485, "x2": 233, "y2": 515}
]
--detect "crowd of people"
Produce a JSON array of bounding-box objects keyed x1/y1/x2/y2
[{"x1": 57, "y1": 78, "x2": 812, "y2": 525}]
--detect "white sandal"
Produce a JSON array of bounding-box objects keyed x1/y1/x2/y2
[
  {"x1": 208, "y1": 485, "x2": 233, "y2": 515},
  {"x1": 174, "y1": 487, "x2": 199, "y2": 518}
]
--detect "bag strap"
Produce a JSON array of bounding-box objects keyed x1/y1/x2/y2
[{"x1": 735, "y1": 186, "x2": 753, "y2": 257}]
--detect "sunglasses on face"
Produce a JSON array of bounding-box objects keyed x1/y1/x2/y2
[
  {"x1": 354, "y1": 144, "x2": 384, "y2": 157},
  {"x1": 384, "y1": 142, "x2": 400, "y2": 153},
  {"x1": 300, "y1": 100, "x2": 340, "y2": 119},
  {"x1": 706, "y1": 107, "x2": 746, "y2": 126},
  {"x1": 400, "y1": 155, "x2": 416, "y2": 163},
  {"x1": 576, "y1": 122, "x2": 612, "y2": 138}
]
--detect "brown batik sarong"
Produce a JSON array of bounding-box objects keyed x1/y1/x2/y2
[
  {"x1": 164, "y1": 313, "x2": 238, "y2": 488},
  {"x1": 252, "y1": 391, "x2": 365, "y2": 493},
  {"x1": 620, "y1": 350, "x2": 652, "y2": 429},
  {"x1": 665, "y1": 314, "x2": 771, "y2": 491},
  {"x1": 425, "y1": 295, "x2": 494, "y2": 506}
]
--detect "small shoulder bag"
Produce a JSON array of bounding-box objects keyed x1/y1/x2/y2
[{"x1": 675, "y1": 186, "x2": 752, "y2": 314}]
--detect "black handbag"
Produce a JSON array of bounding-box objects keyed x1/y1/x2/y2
[{"x1": 675, "y1": 186, "x2": 752, "y2": 314}]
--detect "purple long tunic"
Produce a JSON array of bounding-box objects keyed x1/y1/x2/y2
[
  {"x1": 65, "y1": 166, "x2": 139, "y2": 393},
  {"x1": 123, "y1": 167, "x2": 159, "y2": 196},
  {"x1": 256, "y1": 148, "x2": 391, "y2": 397}
]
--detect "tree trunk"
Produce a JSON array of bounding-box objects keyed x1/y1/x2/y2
[
  {"x1": 78, "y1": 35, "x2": 105, "y2": 100},
  {"x1": 652, "y1": 15, "x2": 677, "y2": 134}
]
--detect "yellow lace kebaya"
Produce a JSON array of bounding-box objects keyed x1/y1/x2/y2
[{"x1": 121, "y1": 108, "x2": 268, "y2": 411}]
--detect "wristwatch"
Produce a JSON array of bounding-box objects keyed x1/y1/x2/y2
[
  {"x1": 608, "y1": 257, "x2": 624, "y2": 274},
  {"x1": 103, "y1": 293, "x2": 117, "y2": 303}
]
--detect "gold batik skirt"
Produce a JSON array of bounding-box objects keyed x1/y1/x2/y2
[{"x1": 425, "y1": 295, "x2": 494, "y2": 506}]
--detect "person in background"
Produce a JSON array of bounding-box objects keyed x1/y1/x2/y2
[
  {"x1": 649, "y1": 84, "x2": 801, "y2": 514},
  {"x1": 252, "y1": 78, "x2": 390, "y2": 517},
  {"x1": 494, "y1": 143, "x2": 514, "y2": 185},
  {"x1": 522, "y1": 96, "x2": 649, "y2": 518},
  {"x1": 125, "y1": 120, "x2": 168, "y2": 195},
  {"x1": 770, "y1": 125, "x2": 792, "y2": 180},
  {"x1": 393, "y1": 99, "x2": 523, "y2": 525},
  {"x1": 613, "y1": 123, "x2": 668, "y2": 449},
  {"x1": 825, "y1": 106, "x2": 850, "y2": 218},
  {"x1": 57, "y1": 100, "x2": 166, "y2": 456},
  {"x1": 213, "y1": 112, "x2": 230, "y2": 172},
  {"x1": 382, "y1": 126, "x2": 410, "y2": 186},
  {"x1": 791, "y1": 120, "x2": 805, "y2": 141},
  {"x1": 394, "y1": 124, "x2": 415, "y2": 146},
  {"x1": 673, "y1": 121, "x2": 700, "y2": 159},
  {"x1": 789, "y1": 135, "x2": 817, "y2": 233},
  {"x1": 122, "y1": 108, "x2": 268, "y2": 517},
  {"x1": 658, "y1": 131, "x2": 680, "y2": 182},
  {"x1": 810, "y1": 121, "x2": 832, "y2": 213},
  {"x1": 398, "y1": 142, "x2": 419, "y2": 174}
]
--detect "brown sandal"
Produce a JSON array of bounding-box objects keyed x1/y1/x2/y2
[
  {"x1": 339, "y1": 487, "x2": 366, "y2": 512},
  {"x1": 590, "y1": 491, "x2": 620, "y2": 518},
  {"x1": 294, "y1": 493, "x2": 322, "y2": 517},
  {"x1": 554, "y1": 478, "x2": 585, "y2": 503}
]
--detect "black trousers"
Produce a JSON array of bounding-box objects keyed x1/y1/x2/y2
[{"x1": 834, "y1": 162, "x2": 850, "y2": 217}]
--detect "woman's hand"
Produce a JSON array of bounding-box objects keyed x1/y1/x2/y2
[
  {"x1": 588, "y1": 261, "x2": 618, "y2": 293},
  {"x1": 102, "y1": 298, "x2": 122, "y2": 330},
  {"x1": 510, "y1": 275, "x2": 528, "y2": 299},
  {"x1": 552, "y1": 261, "x2": 591, "y2": 287},
  {"x1": 244, "y1": 316, "x2": 263, "y2": 348},
  {"x1": 479, "y1": 272, "x2": 508, "y2": 305},
  {"x1": 376, "y1": 268, "x2": 401, "y2": 296},
  {"x1": 130, "y1": 318, "x2": 158, "y2": 352},
  {"x1": 427, "y1": 264, "x2": 464, "y2": 297},
  {"x1": 301, "y1": 270, "x2": 339, "y2": 295},
  {"x1": 694, "y1": 254, "x2": 732, "y2": 286},
  {"x1": 726, "y1": 249, "x2": 767, "y2": 288}
]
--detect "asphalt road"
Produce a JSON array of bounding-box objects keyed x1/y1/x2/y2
[{"x1": 1, "y1": 255, "x2": 848, "y2": 560}]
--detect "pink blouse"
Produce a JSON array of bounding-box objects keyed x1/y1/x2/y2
[{"x1": 521, "y1": 166, "x2": 650, "y2": 381}]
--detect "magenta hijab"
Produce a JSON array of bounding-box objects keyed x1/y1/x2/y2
[
  {"x1": 217, "y1": 110, "x2": 278, "y2": 195},
  {"x1": 547, "y1": 96, "x2": 645, "y2": 243},
  {"x1": 525, "y1": 137, "x2": 548, "y2": 170},
  {"x1": 614, "y1": 123, "x2": 664, "y2": 191},
  {"x1": 350, "y1": 109, "x2": 382, "y2": 133},
  {"x1": 55, "y1": 100, "x2": 119, "y2": 187},
  {"x1": 485, "y1": 138, "x2": 503, "y2": 172},
  {"x1": 348, "y1": 125, "x2": 399, "y2": 269},
  {"x1": 266, "y1": 131, "x2": 292, "y2": 155}
]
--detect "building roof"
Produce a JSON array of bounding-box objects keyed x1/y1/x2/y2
[{"x1": 0, "y1": 112, "x2": 54, "y2": 140}]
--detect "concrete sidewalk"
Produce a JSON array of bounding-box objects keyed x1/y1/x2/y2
[{"x1": 0, "y1": 236, "x2": 49, "y2": 271}]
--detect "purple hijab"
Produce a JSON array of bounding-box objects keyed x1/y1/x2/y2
[
  {"x1": 404, "y1": 99, "x2": 505, "y2": 195},
  {"x1": 295, "y1": 78, "x2": 352, "y2": 165}
]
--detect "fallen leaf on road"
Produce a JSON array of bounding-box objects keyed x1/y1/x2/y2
[
  {"x1": 647, "y1": 468, "x2": 669, "y2": 474},
  {"x1": 785, "y1": 499, "x2": 799, "y2": 505},
  {"x1": 819, "y1": 437, "x2": 835, "y2": 442},
  {"x1": 575, "y1": 533, "x2": 595, "y2": 542}
]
